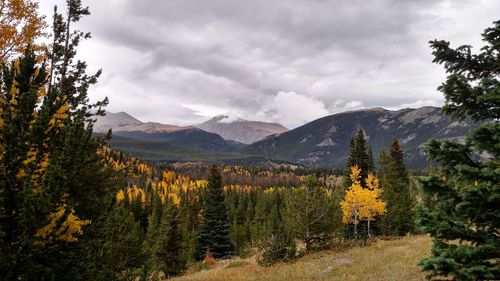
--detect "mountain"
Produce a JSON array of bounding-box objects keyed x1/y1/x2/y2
[
  {"x1": 95, "y1": 111, "x2": 243, "y2": 152},
  {"x1": 94, "y1": 111, "x2": 142, "y2": 132},
  {"x1": 104, "y1": 134, "x2": 246, "y2": 161},
  {"x1": 242, "y1": 107, "x2": 478, "y2": 168},
  {"x1": 196, "y1": 115, "x2": 288, "y2": 144}
]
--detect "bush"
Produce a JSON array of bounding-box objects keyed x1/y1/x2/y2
[{"x1": 256, "y1": 231, "x2": 296, "y2": 266}]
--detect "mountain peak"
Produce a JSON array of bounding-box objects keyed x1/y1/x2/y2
[
  {"x1": 94, "y1": 111, "x2": 142, "y2": 132},
  {"x1": 197, "y1": 116, "x2": 288, "y2": 144},
  {"x1": 243, "y1": 106, "x2": 476, "y2": 169}
]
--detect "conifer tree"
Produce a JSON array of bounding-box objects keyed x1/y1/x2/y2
[
  {"x1": 343, "y1": 129, "x2": 371, "y2": 187},
  {"x1": 0, "y1": 0, "x2": 114, "y2": 279},
  {"x1": 284, "y1": 175, "x2": 336, "y2": 251},
  {"x1": 342, "y1": 129, "x2": 373, "y2": 239},
  {"x1": 195, "y1": 165, "x2": 234, "y2": 259},
  {"x1": 416, "y1": 20, "x2": 499, "y2": 280},
  {"x1": 101, "y1": 206, "x2": 145, "y2": 280},
  {"x1": 257, "y1": 197, "x2": 295, "y2": 266},
  {"x1": 156, "y1": 200, "x2": 188, "y2": 278},
  {"x1": 378, "y1": 139, "x2": 415, "y2": 235}
]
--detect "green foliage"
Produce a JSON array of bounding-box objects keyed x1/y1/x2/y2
[
  {"x1": 0, "y1": 1, "x2": 115, "y2": 279},
  {"x1": 284, "y1": 175, "x2": 339, "y2": 251},
  {"x1": 156, "y1": 200, "x2": 188, "y2": 277},
  {"x1": 378, "y1": 139, "x2": 415, "y2": 236},
  {"x1": 343, "y1": 129, "x2": 373, "y2": 187},
  {"x1": 257, "y1": 204, "x2": 296, "y2": 266},
  {"x1": 196, "y1": 165, "x2": 234, "y2": 259},
  {"x1": 416, "y1": 20, "x2": 500, "y2": 281},
  {"x1": 342, "y1": 130, "x2": 374, "y2": 240},
  {"x1": 100, "y1": 206, "x2": 145, "y2": 280}
]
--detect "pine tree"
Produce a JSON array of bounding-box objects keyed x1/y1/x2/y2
[
  {"x1": 343, "y1": 129, "x2": 371, "y2": 187},
  {"x1": 342, "y1": 130, "x2": 373, "y2": 239},
  {"x1": 195, "y1": 165, "x2": 234, "y2": 260},
  {"x1": 156, "y1": 200, "x2": 188, "y2": 278},
  {"x1": 378, "y1": 139, "x2": 415, "y2": 235},
  {"x1": 284, "y1": 175, "x2": 336, "y2": 251},
  {"x1": 101, "y1": 206, "x2": 145, "y2": 280},
  {"x1": 0, "y1": 1, "x2": 114, "y2": 279},
  {"x1": 257, "y1": 198, "x2": 296, "y2": 266},
  {"x1": 416, "y1": 20, "x2": 499, "y2": 280}
]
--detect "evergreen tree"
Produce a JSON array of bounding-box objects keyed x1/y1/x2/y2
[
  {"x1": 378, "y1": 139, "x2": 415, "y2": 236},
  {"x1": 156, "y1": 200, "x2": 188, "y2": 278},
  {"x1": 416, "y1": 20, "x2": 499, "y2": 280},
  {"x1": 101, "y1": 206, "x2": 145, "y2": 280},
  {"x1": 257, "y1": 198, "x2": 296, "y2": 266},
  {"x1": 0, "y1": 1, "x2": 114, "y2": 279},
  {"x1": 367, "y1": 146, "x2": 375, "y2": 173},
  {"x1": 195, "y1": 165, "x2": 234, "y2": 260},
  {"x1": 284, "y1": 176, "x2": 337, "y2": 251},
  {"x1": 343, "y1": 129, "x2": 371, "y2": 187},
  {"x1": 342, "y1": 129, "x2": 373, "y2": 239}
]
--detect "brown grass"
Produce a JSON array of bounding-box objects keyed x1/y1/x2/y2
[{"x1": 172, "y1": 235, "x2": 432, "y2": 281}]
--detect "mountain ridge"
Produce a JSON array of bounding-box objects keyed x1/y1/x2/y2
[
  {"x1": 196, "y1": 115, "x2": 288, "y2": 144},
  {"x1": 242, "y1": 106, "x2": 477, "y2": 168}
]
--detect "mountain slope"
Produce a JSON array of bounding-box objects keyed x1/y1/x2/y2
[
  {"x1": 95, "y1": 111, "x2": 243, "y2": 152},
  {"x1": 105, "y1": 135, "x2": 246, "y2": 161},
  {"x1": 94, "y1": 111, "x2": 142, "y2": 132},
  {"x1": 197, "y1": 115, "x2": 288, "y2": 144},
  {"x1": 242, "y1": 107, "x2": 477, "y2": 168}
]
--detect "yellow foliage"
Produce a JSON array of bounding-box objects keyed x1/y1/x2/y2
[
  {"x1": 36, "y1": 205, "x2": 91, "y2": 242},
  {"x1": 341, "y1": 166, "x2": 387, "y2": 225},
  {"x1": 168, "y1": 193, "x2": 181, "y2": 206},
  {"x1": 0, "y1": 0, "x2": 47, "y2": 61},
  {"x1": 48, "y1": 103, "x2": 69, "y2": 129},
  {"x1": 116, "y1": 190, "x2": 125, "y2": 202}
]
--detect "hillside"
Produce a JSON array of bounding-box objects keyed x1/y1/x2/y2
[
  {"x1": 242, "y1": 107, "x2": 477, "y2": 168},
  {"x1": 104, "y1": 135, "x2": 246, "y2": 161},
  {"x1": 197, "y1": 115, "x2": 288, "y2": 144},
  {"x1": 172, "y1": 235, "x2": 432, "y2": 281},
  {"x1": 95, "y1": 111, "x2": 243, "y2": 152}
]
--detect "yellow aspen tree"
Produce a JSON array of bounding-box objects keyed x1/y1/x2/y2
[
  {"x1": 0, "y1": 0, "x2": 47, "y2": 61},
  {"x1": 340, "y1": 165, "x2": 387, "y2": 238}
]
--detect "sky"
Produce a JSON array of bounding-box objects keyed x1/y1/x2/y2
[{"x1": 38, "y1": 0, "x2": 500, "y2": 129}]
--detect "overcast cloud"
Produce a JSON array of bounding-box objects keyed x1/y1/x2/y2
[{"x1": 39, "y1": 0, "x2": 500, "y2": 128}]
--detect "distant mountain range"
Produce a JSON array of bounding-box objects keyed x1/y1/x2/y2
[
  {"x1": 94, "y1": 112, "x2": 244, "y2": 152},
  {"x1": 242, "y1": 107, "x2": 477, "y2": 168},
  {"x1": 196, "y1": 115, "x2": 288, "y2": 144},
  {"x1": 95, "y1": 107, "x2": 477, "y2": 169}
]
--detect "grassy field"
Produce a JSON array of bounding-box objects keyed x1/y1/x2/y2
[{"x1": 173, "y1": 235, "x2": 432, "y2": 281}]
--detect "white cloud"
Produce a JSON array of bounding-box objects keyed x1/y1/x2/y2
[
  {"x1": 387, "y1": 99, "x2": 443, "y2": 110},
  {"x1": 328, "y1": 100, "x2": 365, "y2": 113},
  {"x1": 37, "y1": 0, "x2": 500, "y2": 129},
  {"x1": 257, "y1": 91, "x2": 330, "y2": 128}
]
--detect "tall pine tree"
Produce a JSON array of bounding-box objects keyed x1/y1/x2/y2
[
  {"x1": 343, "y1": 129, "x2": 373, "y2": 239},
  {"x1": 416, "y1": 20, "x2": 499, "y2": 280},
  {"x1": 343, "y1": 129, "x2": 372, "y2": 187},
  {"x1": 378, "y1": 139, "x2": 415, "y2": 236},
  {"x1": 196, "y1": 165, "x2": 234, "y2": 260},
  {"x1": 0, "y1": 1, "x2": 116, "y2": 279}
]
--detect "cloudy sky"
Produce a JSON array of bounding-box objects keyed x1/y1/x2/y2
[{"x1": 39, "y1": 0, "x2": 499, "y2": 128}]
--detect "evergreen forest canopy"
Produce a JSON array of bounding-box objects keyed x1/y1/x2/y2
[{"x1": 0, "y1": 1, "x2": 498, "y2": 280}]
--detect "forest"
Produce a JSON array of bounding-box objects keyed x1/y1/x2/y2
[{"x1": 0, "y1": 1, "x2": 498, "y2": 280}]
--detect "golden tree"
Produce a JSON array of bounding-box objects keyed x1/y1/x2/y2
[
  {"x1": 340, "y1": 165, "x2": 386, "y2": 238},
  {"x1": 0, "y1": 0, "x2": 47, "y2": 61}
]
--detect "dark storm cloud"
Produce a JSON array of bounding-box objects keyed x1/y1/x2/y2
[{"x1": 40, "y1": 0, "x2": 500, "y2": 128}]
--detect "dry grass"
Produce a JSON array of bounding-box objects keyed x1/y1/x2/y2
[{"x1": 172, "y1": 235, "x2": 432, "y2": 281}]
